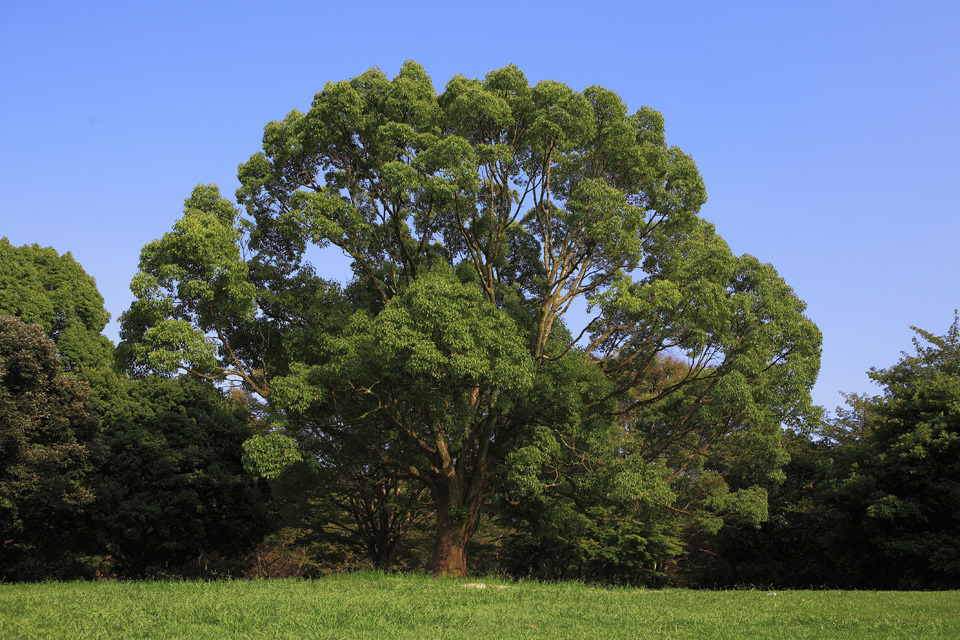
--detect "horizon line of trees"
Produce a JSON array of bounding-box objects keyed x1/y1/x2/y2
[
  {"x1": 2, "y1": 63, "x2": 957, "y2": 588},
  {"x1": 3, "y1": 232, "x2": 958, "y2": 588},
  {"x1": 4, "y1": 260, "x2": 956, "y2": 587}
]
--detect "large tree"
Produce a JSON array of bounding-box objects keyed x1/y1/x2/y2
[{"x1": 119, "y1": 62, "x2": 821, "y2": 576}]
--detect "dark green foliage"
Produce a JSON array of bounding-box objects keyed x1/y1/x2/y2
[
  {"x1": 501, "y1": 346, "x2": 796, "y2": 585},
  {"x1": 502, "y1": 492, "x2": 681, "y2": 585},
  {"x1": 694, "y1": 429, "x2": 837, "y2": 587},
  {"x1": 0, "y1": 315, "x2": 102, "y2": 580},
  {"x1": 88, "y1": 376, "x2": 270, "y2": 577},
  {"x1": 0, "y1": 239, "x2": 113, "y2": 374},
  {"x1": 823, "y1": 318, "x2": 960, "y2": 589},
  {"x1": 243, "y1": 439, "x2": 433, "y2": 573},
  {"x1": 0, "y1": 243, "x2": 271, "y2": 580},
  {"x1": 700, "y1": 318, "x2": 960, "y2": 590}
]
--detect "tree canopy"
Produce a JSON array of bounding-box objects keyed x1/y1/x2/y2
[
  {"x1": 119, "y1": 62, "x2": 821, "y2": 576},
  {"x1": 0, "y1": 239, "x2": 113, "y2": 374}
]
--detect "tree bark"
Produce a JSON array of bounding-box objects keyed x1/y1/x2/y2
[
  {"x1": 428, "y1": 522, "x2": 470, "y2": 577},
  {"x1": 426, "y1": 475, "x2": 483, "y2": 577}
]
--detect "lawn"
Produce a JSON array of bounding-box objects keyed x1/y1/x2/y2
[{"x1": 1, "y1": 572, "x2": 957, "y2": 639}]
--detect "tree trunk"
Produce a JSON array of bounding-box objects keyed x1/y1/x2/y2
[
  {"x1": 428, "y1": 522, "x2": 470, "y2": 577},
  {"x1": 427, "y1": 477, "x2": 483, "y2": 577}
]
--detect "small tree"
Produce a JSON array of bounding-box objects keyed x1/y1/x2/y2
[{"x1": 243, "y1": 432, "x2": 432, "y2": 572}]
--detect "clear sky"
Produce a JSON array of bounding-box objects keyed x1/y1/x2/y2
[{"x1": 2, "y1": 1, "x2": 958, "y2": 414}]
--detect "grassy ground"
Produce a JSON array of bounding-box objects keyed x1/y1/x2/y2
[{"x1": 1, "y1": 571, "x2": 958, "y2": 639}]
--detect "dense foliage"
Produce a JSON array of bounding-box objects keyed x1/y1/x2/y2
[
  {"x1": 701, "y1": 318, "x2": 960, "y2": 589},
  {"x1": 0, "y1": 247, "x2": 270, "y2": 580},
  {"x1": 0, "y1": 315, "x2": 102, "y2": 579},
  {"x1": 87, "y1": 375, "x2": 271, "y2": 577},
  {"x1": 823, "y1": 319, "x2": 960, "y2": 588}
]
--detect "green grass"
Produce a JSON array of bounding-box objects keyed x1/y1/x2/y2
[{"x1": 0, "y1": 572, "x2": 957, "y2": 639}]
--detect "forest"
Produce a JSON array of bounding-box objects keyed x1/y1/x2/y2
[{"x1": 1, "y1": 63, "x2": 957, "y2": 589}]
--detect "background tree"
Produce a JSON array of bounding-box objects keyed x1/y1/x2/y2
[
  {"x1": 699, "y1": 319, "x2": 960, "y2": 590},
  {"x1": 0, "y1": 315, "x2": 102, "y2": 579},
  {"x1": 243, "y1": 432, "x2": 432, "y2": 572},
  {"x1": 693, "y1": 427, "x2": 837, "y2": 587},
  {"x1": 0, "y1": 242, "x2": 277, "y2": 581},
  {"x1": 119, "y1": 62, "x2": 821, "y2": 576},
  {"x1": 500, "y1": 349, "x2": 793, "y2": 585},
  {"x1": 87, "y1": 375, "x2": 271, "y2": 577},
  {"x1": 821, "y1": 318, "x2": 960, "y2": 588},
  {"x1": 0, "y1": 239, "x2": 113, "y2": 374}
]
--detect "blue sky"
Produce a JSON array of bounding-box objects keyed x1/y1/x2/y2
[{"x1": 2, "y1": 1, "x2": 958, "y2": 413}]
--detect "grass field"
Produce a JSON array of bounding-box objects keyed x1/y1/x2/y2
[{"x1": 1, "y1": 571, "x2": 958, "y2": 639}]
